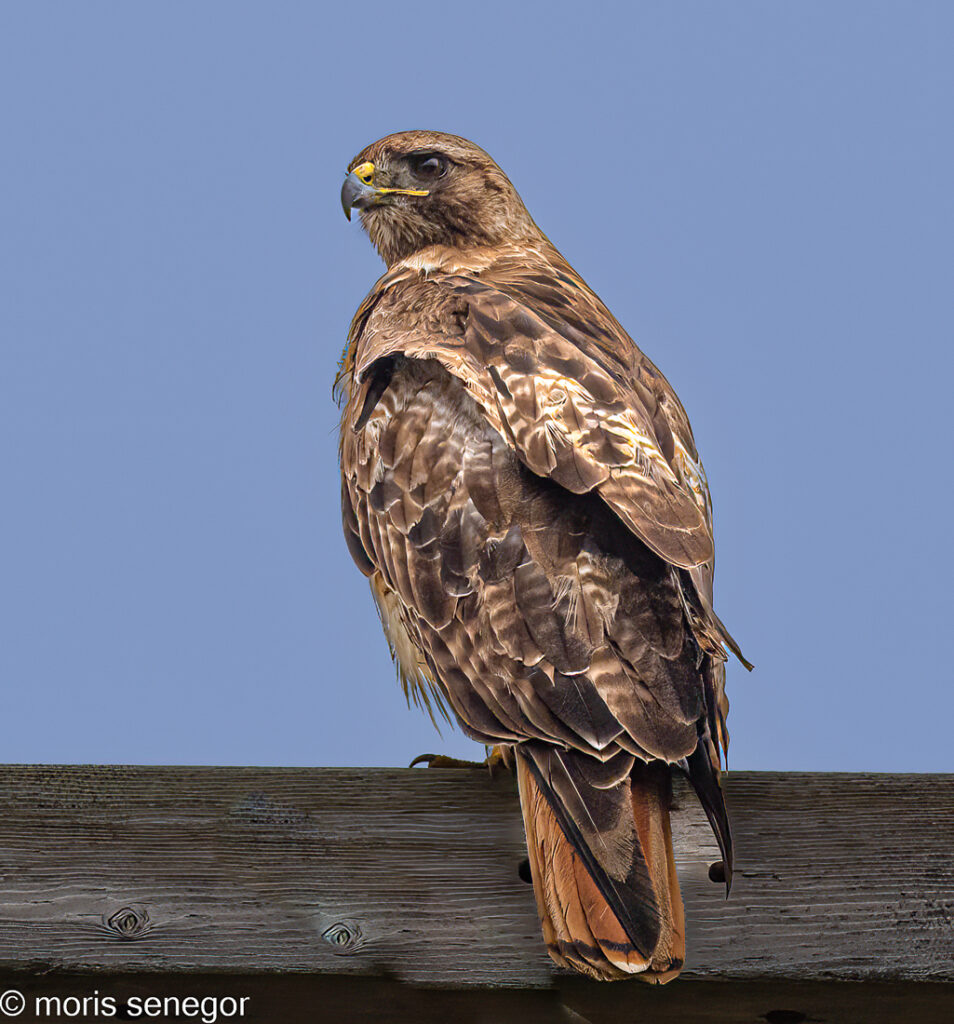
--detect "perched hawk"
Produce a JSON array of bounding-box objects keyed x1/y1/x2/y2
[{"x1": 337, "y1": 131, "x2": 748, "y2": 982}]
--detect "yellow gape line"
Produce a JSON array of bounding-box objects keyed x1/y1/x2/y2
[{"x1": 352, "y1": 161, "x2": 429, "y2": 197}]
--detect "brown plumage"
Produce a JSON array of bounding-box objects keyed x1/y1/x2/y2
[{"x1": 337, "y1": 131, "x2": 748, "y2": 981}]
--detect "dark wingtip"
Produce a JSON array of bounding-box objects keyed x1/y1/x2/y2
[{"x1": 682, "y1": 745, "x2": 734, "y2": 894}]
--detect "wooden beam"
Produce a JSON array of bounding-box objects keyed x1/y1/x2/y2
[{"x1": 0, "y1": 767, "x2": 951, "y2": 1022}]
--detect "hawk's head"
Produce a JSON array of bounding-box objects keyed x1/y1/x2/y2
[{"x1": 341, "y1": 131, "x2": 539, "y2": 267}]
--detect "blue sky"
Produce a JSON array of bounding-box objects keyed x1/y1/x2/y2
[{"x1": 1, "y1": 2, "x2": 950, "y2": 769}]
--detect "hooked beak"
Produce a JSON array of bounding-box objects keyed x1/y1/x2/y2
[
  {"x1": 340, "y1": 161, "x2": 429, "y2": 221},
  {"x1": 340, "y1": 170, "x2": 377, "y2": 221}
]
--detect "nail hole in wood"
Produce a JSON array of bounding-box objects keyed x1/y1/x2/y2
[
  {"x1": 518, "y1": 858, "x2": 533, "y2": 884},
  {"x1": 708, "y1": 860, "x2": 726, "y2": 884}
]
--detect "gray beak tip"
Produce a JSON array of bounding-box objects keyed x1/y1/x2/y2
[{"x1": 341, "y1": 170, "x2": 377, "y2": 222}]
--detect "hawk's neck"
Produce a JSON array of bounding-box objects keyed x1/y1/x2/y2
[{"x1": 395, "y1": 240, "x2": 554, "y2": 277}]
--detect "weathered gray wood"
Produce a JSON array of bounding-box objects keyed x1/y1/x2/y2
[{"x1": 0, "y1": 766, "x2": 951, "y2": 1012}]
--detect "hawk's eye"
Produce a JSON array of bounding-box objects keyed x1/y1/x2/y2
[{"x1": 409, "y1": 154, "x2": 448, "y2": 181}]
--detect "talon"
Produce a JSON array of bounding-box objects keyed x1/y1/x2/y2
[
  {"x1": 485, "y1": 744, "x2": 516, "y2": 778},
  {"x1": 409, "y1": 753, "x2": 439, "y2": 768},
  {"x1": 409, "y1": 746, "x2": 516, "y2": 772},
  {"x1": 409, "y1": 753, "x2": 489, "y2": 769}
]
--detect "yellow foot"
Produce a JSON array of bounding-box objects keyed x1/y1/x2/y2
[{"x1": 410, "y1": 745, "x2": 514, "y2": 777}]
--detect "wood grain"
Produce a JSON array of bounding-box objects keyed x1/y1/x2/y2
[{"x1": 0, "y1": 766, "x2": 950, "y2": 1017}]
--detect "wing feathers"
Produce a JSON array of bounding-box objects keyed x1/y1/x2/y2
[
  {"x1": 351, "y1": 258, "x2": 716, "y2": 571},
  {"x1": 338, "y1": 242, "x2": 738, "y2": 984}
]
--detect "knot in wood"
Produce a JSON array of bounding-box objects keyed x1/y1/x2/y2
[
  {"x1": 103, "y1": 905, "x2": 150, "y2": 940},
  {"x1": 321, "y1": 920, "x2": 363, "y2": 955}
]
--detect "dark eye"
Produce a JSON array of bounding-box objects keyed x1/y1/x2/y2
[{"x1": 409, "y1": 153, "x2": 448, "y2": 181}]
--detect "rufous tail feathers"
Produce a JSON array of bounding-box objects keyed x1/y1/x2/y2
[{"x1": 516, "y1": 747, "x2": 685, "y2": 983}]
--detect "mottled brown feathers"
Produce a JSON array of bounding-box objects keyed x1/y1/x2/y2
[{"x1": 337, "y1": 131, "x2": 746, "y2": 982}]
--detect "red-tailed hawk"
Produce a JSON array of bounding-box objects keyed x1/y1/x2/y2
[{"x1": 337, "y1": 131, "x2": 749, "y2": 982}]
